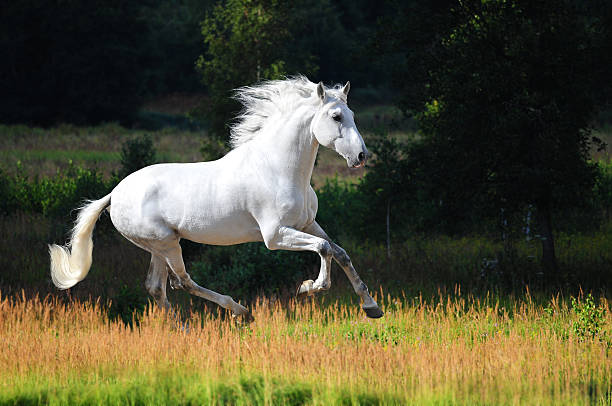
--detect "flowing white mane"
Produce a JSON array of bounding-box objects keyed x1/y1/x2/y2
[{"x1": 230, "y1": 76, "x2": 347, "y2": 149}]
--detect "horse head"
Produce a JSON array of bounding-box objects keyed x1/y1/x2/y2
[{"x1": 310, "y1": 81, "x2": 369, "y2": 168}]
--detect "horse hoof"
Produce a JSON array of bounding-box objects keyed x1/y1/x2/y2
[
  {"x1": 242, "y1": 312, "x2": 255, "y2": 323},
  {"x1": 363, "y1": 306, "x2": 384, "y2": 319},
  {"x1": 233, "y1": 311, "x2": 254, "y2": 323},
  {"x1": 296, "y1": 280, "x2": 314, "y2": 298}
]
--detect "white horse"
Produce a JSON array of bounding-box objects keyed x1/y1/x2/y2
[{"x1": 49, "y1": 76, "x2": 383, "y2": 320}]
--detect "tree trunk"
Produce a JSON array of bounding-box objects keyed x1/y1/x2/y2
[{"x1": 536, "y1": 200, "x2": 558, "y2": 278}]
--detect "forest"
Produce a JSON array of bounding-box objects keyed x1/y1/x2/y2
[{"x1": 1, "y1": 0, "x2": 612, "y2": 404}]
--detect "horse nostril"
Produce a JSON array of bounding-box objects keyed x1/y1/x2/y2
[{"x1": 358, "y1": 152, "x2": 365, "y2": 162}]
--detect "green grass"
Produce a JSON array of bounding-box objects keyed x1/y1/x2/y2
[
  {"x1": 1, "y1": 371, "x2": 406, "y2": 406},
  {"x1": 0, "y1": 149, "x2": 120, "y2": 163},
  {"x1": 0, "y1": 122, "x2": 204, "y2": 178},
  {"x1": 0, "y1": 104, "x2": 415, "y2": 184}
]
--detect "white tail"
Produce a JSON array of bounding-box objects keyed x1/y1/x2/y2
[{"x1": 49, "y1": 193, "x2": 112, "y2": 289}]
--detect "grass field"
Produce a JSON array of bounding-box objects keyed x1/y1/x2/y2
[
  {"x1": 1, "y1": 106, "x2": 612, "y2": 405},
  {"x1": 0, "y1": 103, "x2": 415, "y2": 186},
  {"x1": 0, "y1": 123, "x2": 203, "y2": 179},
  {"x1": 0, "y1": 122, "x2": 362, "y2": 187},
  {"x1": 0, "y1": 291, "x2": 610, "y2": 405}
]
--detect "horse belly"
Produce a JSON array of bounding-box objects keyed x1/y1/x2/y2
[{"x1": 178, "y1": 211, "x2": 262, "y2": 245}]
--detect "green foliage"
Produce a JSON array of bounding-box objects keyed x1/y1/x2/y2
[
  {"x1": 358, "y1": 133, "x2": 415, "y2": 239},
  {"x1": 594, "y1": 159, "x2": 612, "y2": 221},
  {"x1": 137, "y1": 0, "x2": 211, "y2": 97},
  {"x1": 196, "y1": 0, "x2": 383, "y2": 139},
  {"x1": 119, "y1": 134, "x2": 157, "y2": 178},
  {"x1": 108, "y1": 284, "x2": 147, "y2": 326},
  {"x1": 373, "y1": 0, "x2": 612, "y2": 275},
  {"x1": 196, "y1": 0, "x2": 294, "y2": 138},
  {"x1": 200, "y1": 137, "x2": 228, "y2": 161},
  {"x1": 189, "y1": 243, "x2": 316, "y2": 300},
  {"x1": 315, "y1": 178, "x2": 362, "y2": 242},
  {"x1": 0, "y1": 169, "x2": 16, "y2": 216},
  {"x1": 412, "y1": 0, "x2": 607, "y2": 218},
  {"x1": 0, "y1": 163, "x2": 115, "y2": 218},
  {"x1": 571, "y1": 294, "x2": 608, "y2": 342}
]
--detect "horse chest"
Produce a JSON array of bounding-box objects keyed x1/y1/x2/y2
[{"x1": 274, "y1": 187, "x2": 316, "y2": 229}]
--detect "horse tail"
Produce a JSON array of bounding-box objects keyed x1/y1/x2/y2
[{"x1": 49, "y1": 193, "x2": 112, "y2": 289}]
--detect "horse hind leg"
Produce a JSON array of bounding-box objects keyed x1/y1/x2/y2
[
  {"x1": 155, "y1": 240, "x2": 253, "y2": 322},
  {"x1": 145, "y1": 254, "x2": 171, "y2": 310},
  {"x1": 146, "y1": 254, "x2": 194, "y2": 331}
]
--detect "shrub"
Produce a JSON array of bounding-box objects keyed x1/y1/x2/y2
[
  {"x1": 189, "y1": 243, "x2": 317, "y2": 301},
  {"x1": 0, "y1": 169, "x2": 19, "y2": 215},
  {"x1": 594, "y1": 159, "x2": 612, "y2": 221},
  {"x1": 316, "y1": 177, "x2": 364, "y2": 242},
  {"x1": 571, "y1": 294, "x2": 608, "y2": 342},
  {"x1": 109, "y1": 284, "x2": 148, "y2": 326},
  {"x1": 119, "y1": 134, "x2": 157, "y2": 178},
  {"x1": 200, "y1": 137, "x2": 228, "y2": 161},
  {"x1": 0, "y1": 162, "x2": 115, "y2": 218}
]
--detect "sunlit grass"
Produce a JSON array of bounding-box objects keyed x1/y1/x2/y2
[{"x1": 0, "y1": 291, "x2": 610, "y2": 405}]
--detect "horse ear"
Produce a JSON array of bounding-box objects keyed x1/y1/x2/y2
[
  {"x1": 316, "y1": 81, "x2": 325, "y2": 101},
  {"x1": 342, "y1": 81, "x2": 350, "y2": 97}
]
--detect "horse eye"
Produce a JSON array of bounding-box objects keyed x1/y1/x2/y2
[{"x1": 332, "y1": 114, "x2": 342, "y2": 122}]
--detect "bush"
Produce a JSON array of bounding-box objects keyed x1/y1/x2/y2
[
  {"x1": 200, "y1": 137, "x2": 228, "y2": 161},
  {"x1": 0, "y1": 162, "x2": 116, "y2": 218},
  {"x1": 0, "y1": 169, "x2": 19, "y2": 215},
  {"x1": 109, "y1": 284, "x2": 148, "y2": 326},
  {"x1": 594, "y1": 159, "x2": 612, "y2": 221},
  {"x1": 316, "y1": 177, "x2": 363, "y2": 242},
  {"x1": 571, "y1": 294, "x2": 608, "y2": 342},
  {"x1": 189, "y1": 243, "x2": 317, "y2": 300},
  {"x1": 119, "y1": 134, "x2": 157, "y2": 178}
]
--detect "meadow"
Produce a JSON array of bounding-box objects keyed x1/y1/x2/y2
[
  {"x1": 0, "y1": 290, "x2": 610, "y2": 405},
  {"x1": 1, "y1": 107, "x2": 611, "y2": 405}
]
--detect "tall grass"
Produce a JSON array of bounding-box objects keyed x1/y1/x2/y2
[{"x1": 0, "y1": 291, "x2": 610, "y2": 405}]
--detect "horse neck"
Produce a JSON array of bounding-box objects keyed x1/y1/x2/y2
[{"x1": 256, "y1": 106, "x2": 318, "y2": 187}]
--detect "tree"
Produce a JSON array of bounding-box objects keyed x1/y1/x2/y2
[
  {"x1": 196, "y1": 0, "x2": 294, "y2": 138},
  {"x1": 358, "y1": 133, "x2": 412, "y2": 256},
  {"x1": 138, "y1": 0, "x2": 212, "y2": 97},
  {"x1": 379, "y1": 0, "x2": 612, "y2": 277}
]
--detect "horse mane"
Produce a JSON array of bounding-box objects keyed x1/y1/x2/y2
[{"x1": 230, "y1": 76, "x2": 347, "y2": 149}]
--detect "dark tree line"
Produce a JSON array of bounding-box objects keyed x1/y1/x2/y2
[
  {"x1": 371, "y1": 0, "x2": 612, "y2": 275},
  {"x1": 0, "y1": 0, "x2": 390, "y2": 126},
  {"x1": 1, "y1": 0, "x2": 148, "y2": 125}
]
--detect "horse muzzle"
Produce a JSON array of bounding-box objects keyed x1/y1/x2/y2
[{"x1": 349, "y1": 151, "x2": 367, "y2": 168}]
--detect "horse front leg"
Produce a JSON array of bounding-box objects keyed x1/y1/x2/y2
[
  {"x1": 303, "y1": 222, "x2": 384, "y2": 318},
  {"x1": 262, "y1": 225, "x2": 332, "y2": 296}
]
